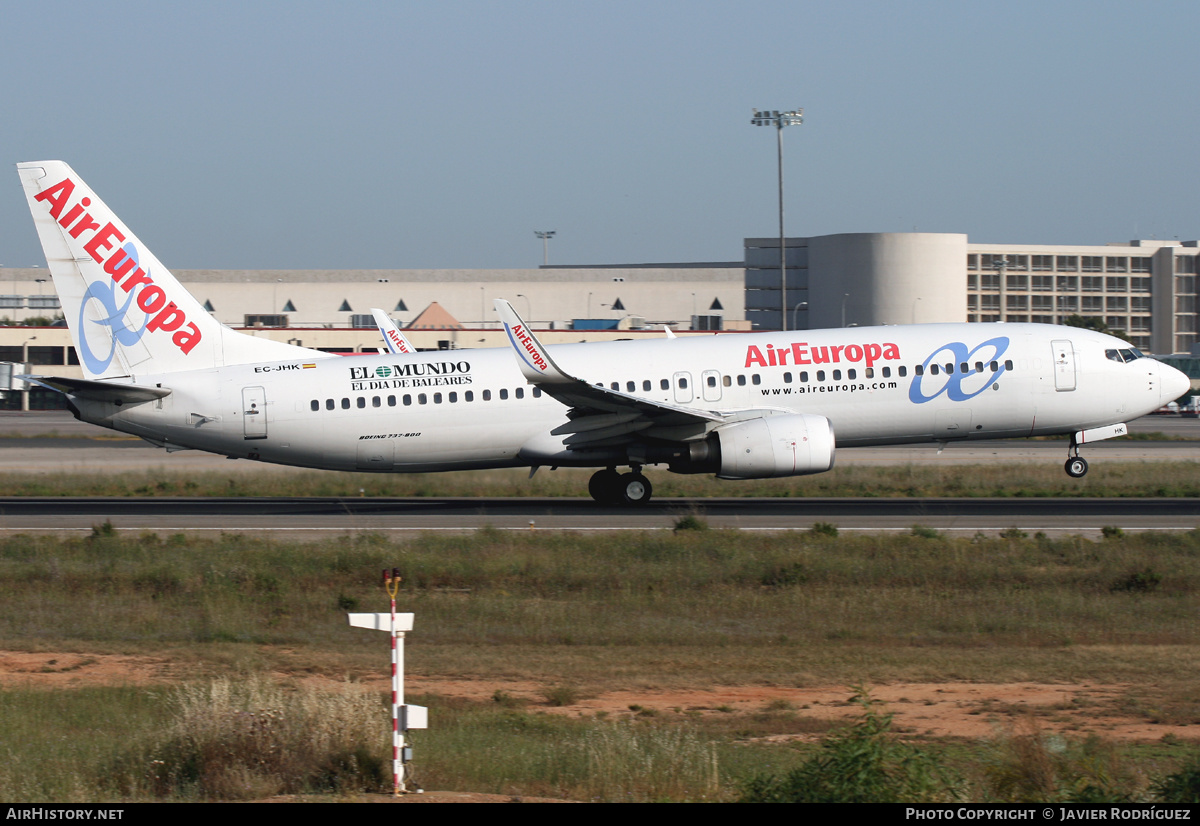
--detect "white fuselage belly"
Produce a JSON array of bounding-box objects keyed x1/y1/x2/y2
[{"x1": 78, "y1": 323, "x2": 1173, "y2": 473}]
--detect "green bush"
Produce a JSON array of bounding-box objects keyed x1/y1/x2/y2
[{"x1": 739, "y1": 689, "x2": 958, "y2": 803}]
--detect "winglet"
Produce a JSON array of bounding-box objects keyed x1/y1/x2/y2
[
  {"x1": 663, "y1": 325, "x2": 676, "y2": 339},
  {"x1": 494, "y1": 298, "x2": 573, "y2": 384},
  {"x1": 371, "y1": 308, "x2": 416, "y2": 355}
]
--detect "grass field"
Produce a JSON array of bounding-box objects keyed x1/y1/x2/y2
[
  {"x1": 0, "y1": 459, "x2": 1199, "y2": 498},
  {"x1": 2, "y1": 526, "x2": 1199, "y2": 801}
]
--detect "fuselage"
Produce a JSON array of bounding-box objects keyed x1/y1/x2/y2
[{"x1": 69, "y1": 322, "x2": 1185, "y2": 474}]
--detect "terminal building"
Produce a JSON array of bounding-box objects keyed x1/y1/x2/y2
[{"x1": 1, "y1": 231, "x2": 1198, "y2": 407}]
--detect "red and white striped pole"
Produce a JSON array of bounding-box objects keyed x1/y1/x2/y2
[
  {"x1": 384, "y1": 568, "x2": 403, "y2": 796},
  {"x1": 347, "y1": 579, "x2": 425, "y2": 795}
]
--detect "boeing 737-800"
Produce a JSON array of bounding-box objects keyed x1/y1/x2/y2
[{"x1": 16, "y1": 161, "x2": 1190, "y2": 505}]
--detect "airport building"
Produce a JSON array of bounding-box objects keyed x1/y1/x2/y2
[{"x1": 1, "y1": 230, "x2": 1198, "y2": 407}]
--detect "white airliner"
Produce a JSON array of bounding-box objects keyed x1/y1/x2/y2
[{"x1": 16, "y1": 161, "x2": 1191, "y2": 505}]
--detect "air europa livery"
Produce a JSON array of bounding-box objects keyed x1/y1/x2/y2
[{"x1": 16, "y1": 161, "x2": 1191, "y2": 505}]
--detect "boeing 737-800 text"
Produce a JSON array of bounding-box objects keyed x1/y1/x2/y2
[{"x1": 16, "y1": 161, "x2": 1190, "y2": 505}]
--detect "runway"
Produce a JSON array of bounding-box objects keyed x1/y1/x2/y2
[
  {"x1": 0, "y1": 495, "x2": 1196, "y2": 536},
  {"x1": 0, "y1": 412, "x2": 1196, "y2": 535}
]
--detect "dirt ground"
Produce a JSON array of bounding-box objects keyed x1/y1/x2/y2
[
  {"x1": 2, "y1": 649, "x2": 1194, "y2": 744},
  {"x1": 5, "y1": 648, "x2": 1196, "y2": 803}
]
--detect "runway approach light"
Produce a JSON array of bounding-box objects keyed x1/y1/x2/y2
[{"x1": 348, "y1": 568, "x2": 427, "y2": 795}]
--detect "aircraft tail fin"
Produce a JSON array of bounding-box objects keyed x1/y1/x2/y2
[
  {"x1": 17, "y1": 161, "x2": 327, "y2": 380},
  {"x1": 371, "y1": 308, "x2": 417, "y2": 355}
]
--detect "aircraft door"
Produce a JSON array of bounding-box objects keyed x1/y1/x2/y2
[
  {"x1": 242, "y1": 386, "x2": 268, "y2": 440},
  {"x1": 1051, "y1": 339, "x2": 1076, "y2": 391},
  {"x1": 673, "y1": 371, "x2": 694, "y2": 404},
  {"x1": 702, "y1": 370, "x2": 722, "y2": 402}
]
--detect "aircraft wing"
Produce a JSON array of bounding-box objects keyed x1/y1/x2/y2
[{"x1": 494, "y1": 299, "x2": 722, "y2": 450}]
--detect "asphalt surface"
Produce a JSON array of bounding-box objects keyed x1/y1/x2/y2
[
  {"x1": 0, "y1": 411, "x2": 1195, "y2": 535},
  {"x1": 0, "y1": 496, "x2": 1195, "y2": 536}
]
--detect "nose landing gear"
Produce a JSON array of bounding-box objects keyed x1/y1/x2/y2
[
  {"x1": 588, "y1": 466, "x2": 654, "y2": 505},
  {"x1": 1065, "y1": 435, "x2": 1088, "y2": 478}
]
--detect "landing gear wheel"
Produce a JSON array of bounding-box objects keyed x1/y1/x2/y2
[
  {"x1": 618, "y1": 472, "x2": 653, "y2": 506},
  {"x1": 1065, "y1": 456, "x2": 1089, "y2": 478},
  {"x1": 588, "y1": 469, "x2": 622, "y2": 503}
]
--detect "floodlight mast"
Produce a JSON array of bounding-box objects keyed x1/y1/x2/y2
[
  {"x1": 534, "y1": 230, "x2": 556, "y2": 266},
  {"x1": 751, "y1": 108, "x2": 803, "y2": 330}
]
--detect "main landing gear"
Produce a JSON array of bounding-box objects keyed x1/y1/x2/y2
[
  {"x1": 1064, "y1": 436, "x2": 1089, "y2": 478},
  {"x1": 588, "y1": 466, "x2": 654, "y2": 506}
]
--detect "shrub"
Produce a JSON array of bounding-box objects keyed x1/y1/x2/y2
[
  {"x1": 1110, "y1": 568, "x2": 1162, "y2": 594},
  {"x1": 809, "y1": 522, "x2": 839, "y2": 537},
  {"x1": 128, "y1": 677, "x2": 389, "y2": 799},
  {"x1": 1153, "y1": 755, "x2": 1200, "y2": 804},
  {"x1": 739, "y1": 689, "x2": 958, "y2": 803}
]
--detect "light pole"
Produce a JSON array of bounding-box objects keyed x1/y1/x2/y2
[
  {"x1": 751, "y1": 107, "x2": 803, "y2": 330},
  {"x1": 516, "y1": 294, "x2": 532, "y2": 323},
  {"x1": 792, "y1": 301, "x2": 808, "y2": 331},
  {"x1": 534, "y1": 231, "x2": 556, "y2": 266}
]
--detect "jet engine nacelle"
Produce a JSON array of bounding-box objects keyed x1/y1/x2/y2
[{"x1": 712, "y1": 413, "x2": 835, "y2": 479}]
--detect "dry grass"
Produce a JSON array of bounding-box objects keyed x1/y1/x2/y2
[{"x1": 0, "y1": 459, "x2": 1198, "y2": 497}]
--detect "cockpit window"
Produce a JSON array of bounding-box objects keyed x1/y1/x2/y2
[{"x1": 1106, "y1": 348, "x2": 1146, "y2": 363}]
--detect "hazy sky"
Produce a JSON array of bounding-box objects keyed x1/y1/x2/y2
[{"x1": 2, "y1": 1, "x2": 1197, "y2": 270}]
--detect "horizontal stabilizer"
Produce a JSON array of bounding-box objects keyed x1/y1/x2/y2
[{"x1": 20, "y1": 375, "x2": 170, "y2": 405}]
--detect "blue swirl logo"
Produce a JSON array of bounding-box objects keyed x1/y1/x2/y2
[
  {"x1": 908, "y1": 336, "x2": 1010, "y2": 404},
  {"x1": 77, "y1": 243, "x2": 150, "y2": 374}
]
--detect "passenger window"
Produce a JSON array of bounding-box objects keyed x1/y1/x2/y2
[
  {"x1": 1004, "y1": 360, "x2": 1013, "y2": 370},
  {"x1": 515, "y1": 388, "x2": 524, "y2": 399},
  {"x1": 723, "y1": 375, "x2": 731, "y2": 387},
  {"x1": 643, "y1": 380, "x2": 652, "y2": 391},
  {"x1": 975, "y1": 362, "x2": 983, "y2": 373},
  {"x1": 660, "y1": 379, "x2": 669, "y2": 390},
  {"x1": 898, "y1": 366, "x2": 907, "y2": 378},
  {"x1": 500, "y1": 389, "x2": 509, "y2": 400},
  {"x1": 465, "y1": 391, "x2": 474, "y2": 402},
  {"x1": 341, "y1": 398, "x2": 350, "y2": 409},
  {"x1": 800, "y1": 371, "x2": 809, "y2": 382},
  {"x1": 372, "y1": 396, "x2": 381, "y2": 408},
  {"x1": 533, "y1": 388, "x2": 542, "y2": 398},
  {"x1": 847, "y1": 369, "x2": 856, "y2": 380},
  {"x1": 990, "y1": 361, "x2": 999, "y2": 372},
  {"x1": 783, "y1": 372, "x2": 792, "y2": 383},
  {"x1": 752, "y1": 374, "x2": 761, "y2": 385},
  {"x1": 449, "y1": 392, "x2": 458, "y2": 403},
  {"x1": 817, "y1": 370, "x2": 826, "y2": 382},
  {"x1": 627, "y1": 381, "x2": 636, "y2": 392},
  {"x1": 418, "y1": 393, "x2": 427, "y2": 404},
  {"x1": 310, "y1": 400, "x2": 319, "y2": 411},
  {"x1": 737, "y1": 375, "x2": 746, "y2": 386},
  {"x1": 388, "y1": 395, "x2": 396, "y2": 407},
  {"x1": 833, "y1": 370, "x2": 842, "y2": 381},
  {"x1": 357, "y1": 397, "x2": 366, "y2": 408},
  {"x1": 944, "y1": 363, "x2": 953, "y2": 374},
  {"x1": 326, "y1": 399, "x2": 334, "y2": 410},
  {"x1": 960, "y1": 363, "x2": 968, "y2": 374},
  {"x1": 610, "y1": 382, "x2": 619, "y2": 390},
  {"x1": 483, "y1": 389, "x2": 492, "y2": 401},
  {"x1": 433, "y1": 393, "x2": 442, "y2": 404},
  {"x1": 881, "y1": 367, "x2": 890, "y2": 378},
  {"x1": 864, "y1": 368, "x2": 873, "y2": 379},
  {"x1": 678, "y1": 377, "x2": 688, "y2": 389},
  {"x1": 707, "y1": 375, "x2": 717, "y2": 387},
  {"x1": 403, "y1": 394, "x2": 412, "y2": 406}
]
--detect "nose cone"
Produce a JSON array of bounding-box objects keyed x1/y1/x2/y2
[{"x1": 1159, "y1": 361, "x2": 1191, "y2": 403}]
